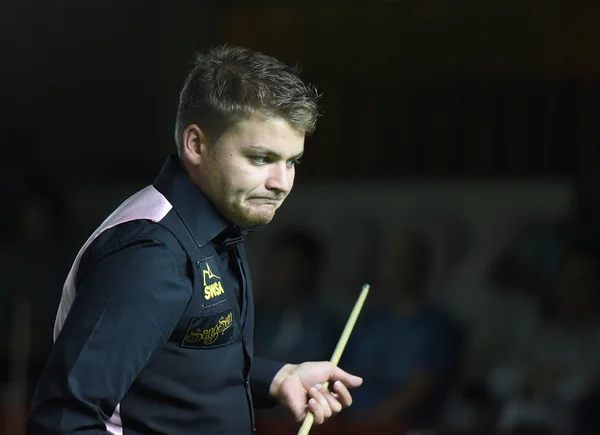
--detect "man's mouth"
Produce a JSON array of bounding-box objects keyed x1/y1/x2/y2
[{"x1": 248, "y1": 197, "x2": 281, "y2": 205}]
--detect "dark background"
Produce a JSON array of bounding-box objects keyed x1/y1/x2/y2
[
  {"x1": 2, "y1": 0, "x2": 598, "y2": 182},
  {"x1": 1, "y1": 1, "x2": 600, "y2": 434}
]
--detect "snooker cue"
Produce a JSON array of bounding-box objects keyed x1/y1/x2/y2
[{"x1": 297, "y1": 283, "x2": 370, "y2": 435}]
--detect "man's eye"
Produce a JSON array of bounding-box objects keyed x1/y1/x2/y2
[
  {"x1": 251, "y1": 156, "x2": 268, "y2": 164},
  {"x1": 287, "y1": 159, "x2": 301, "y2": 167}
]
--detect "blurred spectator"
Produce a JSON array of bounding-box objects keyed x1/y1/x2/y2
[
  {"x1": 488, "y1": 217, "x2": 562, "y2": 318},
  {"x1": 488, "y1": 161, "x2": 600, "y2": 315},
  {"x1": 0, "y1": 178, "x2": 73, "y2": 404},
  {"x1": 340, "y1": 230, "x2": 464, "y2": 429},
  {"x1": 253, "y1": 228, "x2": 339, "y2": 364},
  {"x1": 487, "y1": 239, "x2": 600, "y2": 433}
]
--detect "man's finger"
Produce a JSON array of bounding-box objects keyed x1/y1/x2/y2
[
  {"x1": 320, "y1": 387, "x2": 343, "y2": 414},
  {"x1": 329, "y1": 366, "x2": 363, "y2": 389},
  {"x1": 288, "y1": 395, "x2": 309, "y2": 422},
  {"x1": 295, "y1": 408, "x2": 308, "y2": 423},
  {"x1": 332, "y1": 380, "x2": 353, "y2": 407},
  {"x1": 308, "y1": 397, "x2": 325, "y2": 424},
  {"x1": 309, "y1": 385, "x2": 332, "y2": 419}
]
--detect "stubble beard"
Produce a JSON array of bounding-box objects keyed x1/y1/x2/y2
[{"x1": 232, "y1": 201, "x2": 278, "y2": 227}]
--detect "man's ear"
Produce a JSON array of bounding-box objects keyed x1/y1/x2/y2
[{"x1": 181, "y1": 124, "x2": 211, "y2": 166}]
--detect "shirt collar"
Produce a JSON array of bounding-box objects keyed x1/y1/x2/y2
[
  {"x1": 153, "y1": 154, "x2": 231, "y2": 248},
  {"x1": 153, "y1": 154, "x2": 265, "y2": 248}
]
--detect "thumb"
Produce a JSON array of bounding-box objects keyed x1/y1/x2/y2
[{"x1": 329, "y1": 366, "x2": 363, "y2": 388}]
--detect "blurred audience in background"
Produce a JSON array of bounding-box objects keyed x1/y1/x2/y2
[
  {"x1": 253, "y1": 228, "x2": 340, "y2": 364},
  {"x1": 253, "y1": 228, "x2": 340, "y2": 423},
  {"x1": 488, "y1": 239, "x2": 600, "y2": 434},
  {"x1": 488, "y1": 160, "x2": 600, "y2": 315},
  {"x1": 339, "y1": 230, "x2": 464, "y2": 430}
]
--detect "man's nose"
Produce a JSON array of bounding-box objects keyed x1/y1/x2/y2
[{"x1": 265, "y1": 162, "x2": 292, "y2": 193}]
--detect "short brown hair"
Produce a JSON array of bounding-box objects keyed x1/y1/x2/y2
[{"x1": 174, "y1": 45, "x2": 321, "y2": 152}]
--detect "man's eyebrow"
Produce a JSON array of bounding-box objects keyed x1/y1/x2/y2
[{"x1": 245, "y1": 145, "x2": 304, "y2": 160}]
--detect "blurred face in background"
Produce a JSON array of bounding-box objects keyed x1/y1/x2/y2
[
  {"x1": 378, "y1": 233, "x2": 430, "y2": 303},
  {"x1": 261, "y1": 231, "x2": 322, "y2": 307},
  {"x1": 269, "y1": 244, "x2": 309, "y2": 302}
]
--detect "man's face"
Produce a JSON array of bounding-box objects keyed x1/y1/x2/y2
[
  {"x1": 270, "y1": 244, "x2": 307, "y2": 290},
  {"x1": 189, "y1": 117, "x2": 305, "y2": 227},
  {"x1": 380, "y1": 237, "x2": 420, "y2": 287}
]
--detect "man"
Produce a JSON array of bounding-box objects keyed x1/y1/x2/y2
[
  {"x1": 341, "y1": 231, "x2": 463, "y2": 427},
  {"x1": 27, "y1": 45, "x2": 362, "y2": 435}
]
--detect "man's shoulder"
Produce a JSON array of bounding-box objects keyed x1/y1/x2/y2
[{"x1": 82, "y1": 218, "x2": 186, "y2": 266}]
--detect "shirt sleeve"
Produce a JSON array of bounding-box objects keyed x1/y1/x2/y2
[
  {"x1": 250, "y1": 357, "x2": 286, "y2": 408},
  {"x1": 27, "y1": 236, "x2": 192, "y2": 434}
]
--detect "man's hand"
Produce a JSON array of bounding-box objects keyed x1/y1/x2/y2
[{"x1": 269, "y1": 362, "x2": 363, "y2": 424}]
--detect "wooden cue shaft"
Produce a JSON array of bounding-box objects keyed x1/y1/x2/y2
[{"x1": 297, "y1": 284, "x2": 370, "y2": 435}]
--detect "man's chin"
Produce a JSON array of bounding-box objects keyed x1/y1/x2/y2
[{"x1": 233, "y1": 211, "x2": 276, "y2": 228}]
